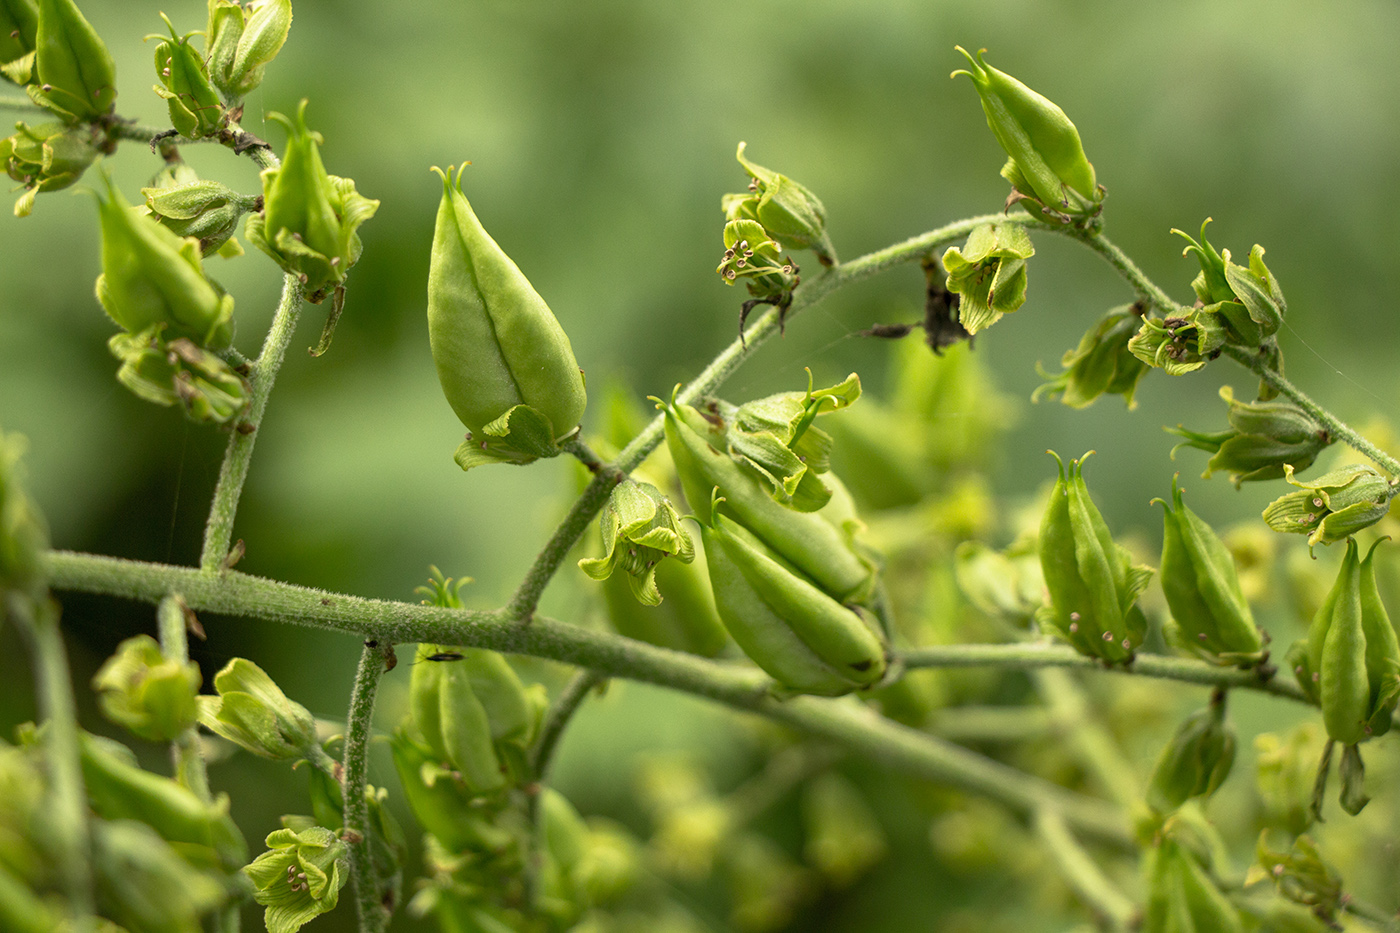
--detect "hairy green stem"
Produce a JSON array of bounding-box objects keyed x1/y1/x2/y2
[
  {"x1": 1034, "y1": 669, "x2": 1140, "y2": 811},
  {"x1": 530, "y1": 669, "x2": 607, "y2": 779},
  {"x1": 343, "y1": 641, "x2": 392, "y2": 933},
  {"x1": 1070, "y1": 229, "x2": 1187, "y2": 314},
  {"x1": 0, "y1": 93, "x2": 41, "y2": 111},
  {"x1": 1033, "y1": 808, "x2": 1136, "y2": 930},
  {"x1": 199, "y1": 274, "x2": 303, "y2": 571},
  {"x1": 930, "y1": 705, "x2": 1056, "y2": 743},
  {"x1": 1221, "y1": 344, "x2": 1400, "y2": 477},
  {"x1": 509, "y1": 213, "x2": 1014, "y2": 618},
  {"x1": 46, "y1": 551, "x2": 1129, "y2": 847},
  {"x1": 10, "y1": 596, "x2": 95, "y2": 928},
  {"x1": 156, "y1": 595, "x2": 214, "y2": 799}
]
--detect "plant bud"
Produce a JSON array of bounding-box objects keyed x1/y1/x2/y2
[
  {"x1": 601, "y1": 546, "x2": 729, "y2": 656},
  {"x1": 940, "y1": 221, "x2": 1033, "y2": 334},
  {"x1": 1037, "y1": 451, "x2": 1153, "y2": 664},
  {"x1": 716, "y1": 217, "x2": 800, "y2": 306},
  {"x1": 93, "y1": 171, "x2": 236, "y2": 348},
  {"x1": 197, "y1": 657, "x2": 318, "y2": 760},
  {"x1": 1154, "y1": 477, "x2": 1266, "y2": 666},
  {"x1": 1254, "y1": 724, "x2": 1324, "y2": 836},
  {"x1": 707, "y1": 372, "x2": 860, "y2": 513},
  {"x1": 143, "y1": 176, "x2": 258, "y2": 257},
  {"x1": 1174, "y1": 219, "x2": 1285, "y2": 346},
  {"x1": 1128, "y1": 311, "x2": 1227, "y2": 375},
  {"x1": 701, "y1": 507, "x2": 886, "y2": 696},
  {"x1": 91, "y1": 631, "x2": 200, "y2": 741},
  {"x1": 723, "y1": 141, "x2": 834, "y2": 264},
  {"x1": 245, "y1": 101, "x2": 378, "y2": 303},
  {"x1": 205, "y1": 0, "x2": 291, "y2": 102},
  {"x1": 108, "y1": 327, "x2": 249, "y2": 424},
  {"x1": 243, "y1": 824, "x2": 347, "y2": 933},
  {"x1": 27, "y1": 0, "x2": 115, "y2": 120},
  {"x1": 662, "y1": 396, "x2": 876, "y2": 603},
  {"x1": 0, "y1": 429, "x2": 48, "y2": 603},
  {"x1": 1262, "y1": 464, "x2": 1392, "y2": 549},
  {"x1": 78, "y1": 731, "x2": 247, "y2": 868},
  {"x1": 92, "y1": 818, "x2": 229, "y2": 933},
  {"x1": 1168, "y1": 386, "x2": 1331, "y2": 488},
  {"x1": 1146, "y1": 695, "x2": 1237, "y2": 813},
  {"x1": 0, "y1": 0, "x2": 38, "y2": 85},
  {"x1": 1250, "y1": 834, "x2": 1342, "y2": 922},
  {"x1": 801, "y1": 772, "x2": 886, "y2": 887},
  {"x1": 1034, "y1": 303, "x2": 1150, "y2": 409},
  {"x1": 1142, "y1": 832, "x2": 1244, "y2": 933},
  {"x1": 951, "y1": 46, "x2": 1102, "y2": 225},
  {"x1": 150, "y1": 14, "x2": 222, "y2": 140},
  {"x1": 0, "y1": 119, "x2": 99, "y2": 216},
  {"x1": 579, "y1": 480, "x2": 695, "y2": 606},
  {"x1": 427, "y1": 162, "x2": 586, "y2": 470}
]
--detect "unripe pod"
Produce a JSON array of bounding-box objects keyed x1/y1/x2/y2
[
  {"x1": 1146, "y1": 694, "x2": 1237, "y2": 813},
  {"x1": 702, "y1": 508, "x2": 886, "y2": 696},
  {"x1": 1262, "y1": 464, "x2": 1392, "y2": 549},
  {"x1": 0, "y1": 0, "x2": 38, "y2": 86},
  {"x1": 204, "y1": 0, "x2": 291, "y2": 102},
  {"x1": 428, "y1": 163, "x2": 587, "y2": 470},
  {"x1": 1168, "y1": 386, "x2": 1332, "y2": 488},
  {"x1": 1142, "y1": 833, "x2": 1244, "y2": 933},
  {"x1": 29, "y1": 0, "x2": 115, "y2": 120},
  {"x1": 150, "y1": 14, "x2": 223, "y2": 140}
]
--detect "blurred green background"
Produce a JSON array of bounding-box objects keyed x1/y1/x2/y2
[{"x1": 4, "y1": 0, "x2": 1400, "y2": 929}]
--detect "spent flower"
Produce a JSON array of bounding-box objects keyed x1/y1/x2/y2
[
  {"x1": 1033, "y1": 303, "x2": 1149, "y2": 409},
  {"x1": 1168, "y1": 386, "x2": 1332, "y2": 488},
  {"x1": 579, "y1": 480, "x2": 696, "y2": 607},
  {"x1": 941, "y1": 221, "x2": 1033, "y2": 335},
  {"x1": 722, "y1": 141, "x2": 834, "y2": 264},
  {"x1": 91, "y1": 632, "x2": 200, "y2": 741},
  {"x1": 1262, "y1": 464, "x2": 1393, "y2": 548},
  {"x1": 243, "y1": 825, "x2": 348, "y2": 933}
]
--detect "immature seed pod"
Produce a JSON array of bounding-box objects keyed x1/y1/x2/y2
[
  {"x1": 150, "y1": 14, "x2": 222, "y2": 139},
  {"x1": 108, "y1": 327, "x2": 249, "y2": 425},
  {"x1": 723, "y1": 141, "x2": 835, "y2": 264},
  {"x1": 204, "y1": 0, "x2": 291, "y2": 102},
  {"x1": 28, "y1": 0, "x2": 115, "y2": 120},
  {"x1": 91, "y1": 631, "x2": 200, "y2": 742},
  {"x1": 93, "y1": 171, "x2": 235, "y2": 349},
  {"x1": 1037, "y1": 451, "x2": 1153, "y2": 664},
  {"x1": 940, "y1": 221, "x2": 1034, "y2": 335},
  {"x1": 1154, "y1": 477, "x2": 1266, "y2": 667},
  {"x1": 142, "y1": 175, "x2": 259, "y2": 257},
  {"x1": 1146, "y1": 694, "x2": 1237, "y2": 813},
  {"x1": 1262, "y1": 464, "x2": 1392, "y2": 549},
  {"x1": 1173, "y1": 219, "x2": 1285, "y2": 346},
  {"x1": 951, "y1": 46, "x2": 1101, "y2": 223},
  {"x1": 0, "y1": 0, "x2": 39, "y2": 86},
  {"x1": 196, "y1": 657, "x2": 318, "y2": 761},
  {"x1": 1033, "y1": 304, "x2": 1149, "y2": 410},
  {"x1": 1127, "y1": 311, "x2": 1227, "y2": 376},
  {"x1": 1142, "y1": 833, "x2": 1244, "y2": 933},
  {"x1": 663, "y1": 397, "x2": 876, "y2": 603},
  {"x1": 1168, "y1": 386, "x2": 1331, "y2": 488},
  {"x1": 428, "y1": 162, "x2": 587, "y2": 470},
  {"x1": 701, "y1": 508, "x2": 886, "y2": 696}
]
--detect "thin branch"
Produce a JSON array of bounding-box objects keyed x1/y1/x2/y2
[
  {"x1": 0, "y1": 93, "x2": 41, "y2": 112},
  {"x1": 530, "y1": 669, "x2": 607, "y2": 779},
  {"x1": 1221, "y1": 344, "x2": 1400, "y2": 477},
  {"x1": 199, "y1": 274, "x2": 303, "y2": 571},
  {"x1": 1033, "y1": 808, "x2": 1136, "y2": 931},
  {"x1": 343, "y1": 641, "x2": 392, "y2": 933},
  {"x1": 1070, "y1": 229, "x2": 1187, "y2": 314},
  {"x1": 46, "y1": 550, "x2": 1130, "y2": 848},
  {"x1": 1034, "y1": 669, "x2": 1140, "y2": 811},
  {"x1": 156, "y1": 595, "x2": 213, "y2": 800}
]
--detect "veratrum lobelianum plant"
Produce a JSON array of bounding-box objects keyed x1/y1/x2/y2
[{"x1": 2, "y1": 5, "x2": 1399, "y2": 933}]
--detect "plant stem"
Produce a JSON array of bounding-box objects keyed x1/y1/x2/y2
[
  {"x1": 1033, "y1": 808, "x2": 1136, "y2": 931},
  {"x1": 530, "y1": 669, "x2": 607, "y2": 779},
  {"x1": 109, "y1": 122, "x2": 186, "y2": 146},
  {"x1": 1034, "y1": 669, "x2": 1140, "y2": 811},
  {"x1": 1221, "y1": 344, "x2": 1400, "y2": 477},
  {"x1": 46, "y1": 550, "x2": 1129, "y2": 847},
  {"x1": 156, "y1": 595, "x2": 214, "y2": 799},
  {"x1": 10, "y1": 595, "x2": 95, "y2": 928},
  {"x1": 1070, "y1": 229, "x2": 1187, "y2": 314},
  {"x1": 508, "y1": 213, "x2": 1015, "y2": 618},
  {"x1": 930, "y1": 705, "x2": 1056, "y2": 743},
  {"x1": 199, "y1": 274, "x2": 303, "y2": 571},
  {"x1": 343, "y1": 640, "x2": 392, "y2": 933},
  {"x1": 0, "y1": 93, "x2": 40, "y2": 111}
]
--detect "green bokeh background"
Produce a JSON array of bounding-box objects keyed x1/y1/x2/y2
[{"x1": 3, "y1": 0, "x2": 1400, "y2": 929}]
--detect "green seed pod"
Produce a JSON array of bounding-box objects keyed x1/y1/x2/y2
[
  {"x1": 1128, "y1": 312, "x2": 1228, "y2": 375},
  {"x1": 1356, "y1": 539, "x2": 1400, "y2": 738},
  {"x1": 701, "y1": 508, "x2": 886, "y2": 696},
  {"x1": 1254, "y1": 724, "x2": 1325, "y2": 837},
  {"x1": 93, "y1": 171, "x2": 236, "y2": 349},
  {"x1": 0, "y1": 119, "x2": 100, "y2": 216},
  {"x1": 951, "y1": 46, "x2": 1101, "y2": 224},
  {"x1": 1142, "y1": 833, "x2": 1244, "y2": 933},
  {"x1": 245, "y1": 101, "x2": 379, "y2": 303},
  {"x1": 91, "y1": 631, "x2": 201, "y2": 742},
  {"x1": 1033, "y1": 303, "x2": 1149, "y2": 410},
  {"x1": 1146, "y1": 694, "x2": 1237, "y2": 813},
  {"x1": 723, "y1": 141, "x2": 834, "y2": 264},
  {"x1": 108, "y1": 327, "x2": 250, "y2": 424},
  {"x1": 196, "y1": 657, "x2": 318, "y2": 761},
  {"x1": 427, "y1": 162, "x2": 587, "y2": 470},
  {"x1": 28, "y1": 0, "x2": 116, "y2": 120},
  {"x1": 1262, "y1": 464, "x2": 1392, "y2": 549},
  {"x1": 204, "y1": 0, "x2": 291, "y2": 102},
  {"x1": 1296, "y1": 539, "x2": 1368, "y2": 745},
  {"x1": 150, "y1": 14, "x2": 222, "y2": 140},
  {"x1": 0, "y1": 0, "x2": 39, "y2": 86},
  {"x1": 579, "y1": 480, "x2": 695, "y2": 606},
  {"x1": 243, "y1": 825, "x2": 348, "y2": 933},
  {"x1": 663, "y1": 397, "x2": 876, "y2": 603},
  {"x1": 940, "y1": 221, "x2": 1033, "y2": 335},
  {"x1": 0, "y1": 429, "x2": 48, "y2": 603},
  {"x1": 388, "y1": 730, "x2": 514, "y2": 855},
  {"x1": 143, "y1": 176, "x2": 259, "y2": 257},
  {"x1": 601, "y1": 544, "x2": 728, "y2": 656},
  {"x1": 91, "y1": 818, "x2": 229, "y2": 933},
  {"x1": 710, "y1": 372, "x2": 860, "y2": 513},
  {"x1": 1154, "y1": 477, "x2": 1266, "y2": 667},
  {"x1": 78, "y1": 732, "x2": 247, "y2": 868},
  {"x1": 1168, "y1": 386, "x2": 1331, "y2": 488},
  {"x1": 1174, "y1": 219, "x2": 1285, "y2": 346},
  {"x1": 1037, "y1": 451, "x2": 1153, "y2": 664}
]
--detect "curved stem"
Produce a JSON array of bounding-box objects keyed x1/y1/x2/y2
[
  {"x1": 1221, "y1": 344, "x2": 1400, "y2": 476},
  {"x1": 343, "y1": 641, "x2": 392, "y2": 933},
  {"x1": 530, "y1": 669, "x2": 606, "y2": 779},
  {"x1": 199, "y1": 274, "x2": 303, "y2": 571},
  {"x1": 1070, "y1": 229, "x2": 1188, "y2": 314},
  {"x1": 1034, "y1": 669, "x2": 1140, "y2": 811},
  {"x1": 1033, "y1": 808, "x2": 1136, "y2": 931},
  {"x1": 46, "y1": 550, "x2": 1129, "y2": 847}
]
